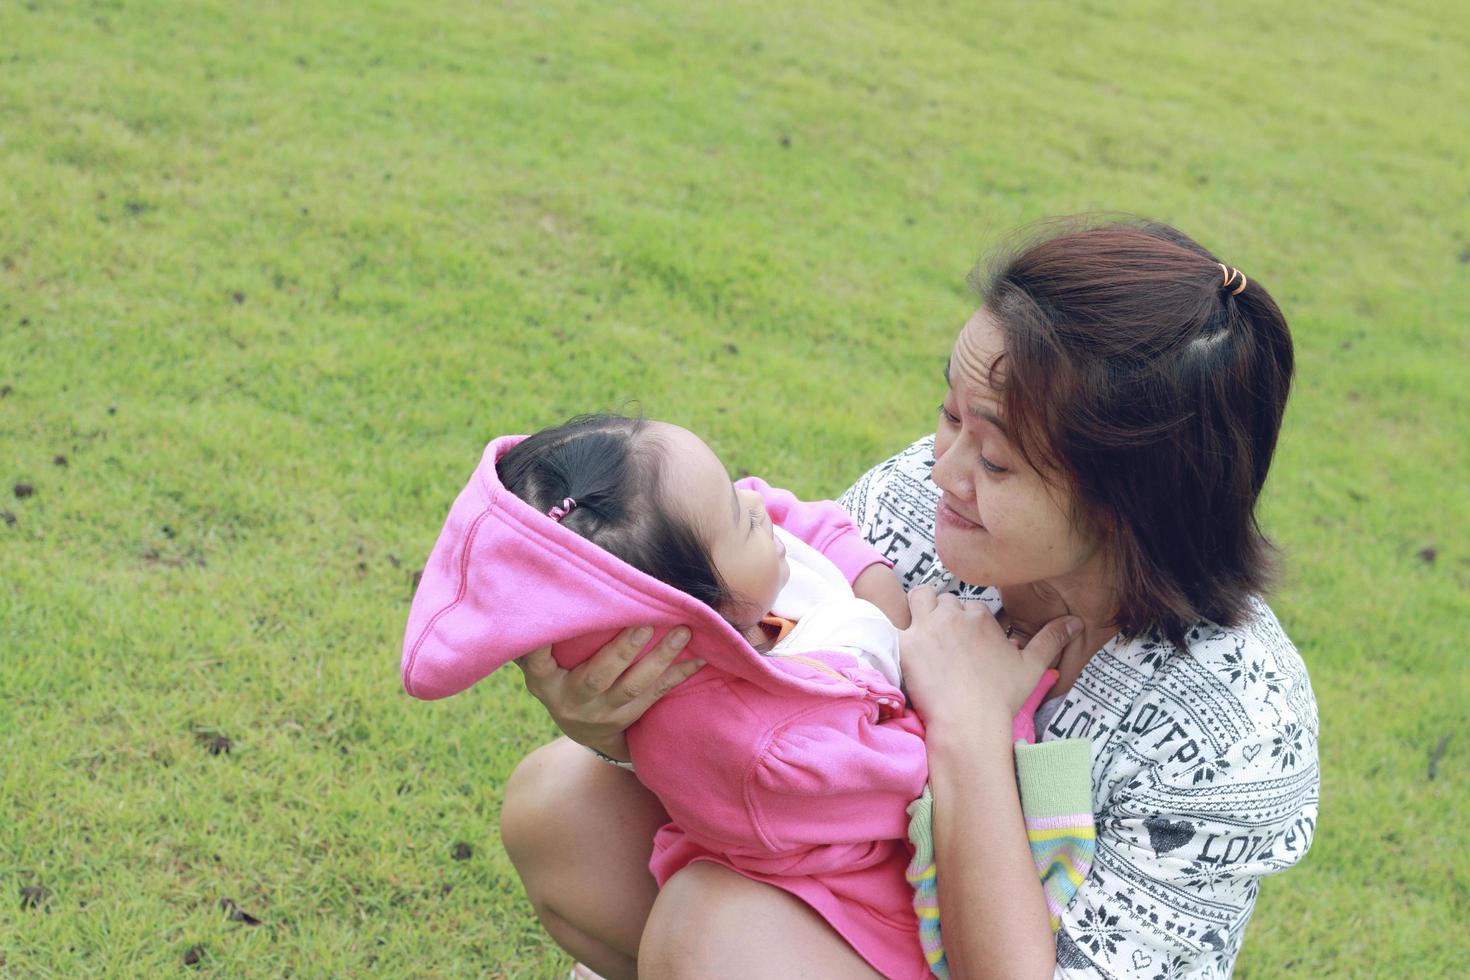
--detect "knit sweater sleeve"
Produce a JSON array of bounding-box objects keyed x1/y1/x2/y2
[
  {"x1": 1015, "y1": 739, "x2": 1097, "y2": 929},
  {"x1": 905, "y1": 738, "x2": 1095, "y2": 978}
]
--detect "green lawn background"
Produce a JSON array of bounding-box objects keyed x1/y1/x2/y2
[{"x1": 2, "y1": 0, "x2": 1467, "y2": 975}]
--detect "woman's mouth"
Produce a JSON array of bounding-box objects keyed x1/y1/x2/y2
[{"x1": 937, "y1": 499, "x2": 983, "y2": 530}]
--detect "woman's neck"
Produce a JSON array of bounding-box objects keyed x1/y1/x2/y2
[{"x1": 998, "y1": 562, "x2": 1119, "y2": 697}]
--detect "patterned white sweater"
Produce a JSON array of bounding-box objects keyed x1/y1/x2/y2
[{"x1": 839, "y1": 436, "x2": 1319, "y2": 979}]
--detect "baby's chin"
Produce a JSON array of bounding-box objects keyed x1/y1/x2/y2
[
  {"x1": 764, "y1": 558, "x2": 791, "y2": 610},
  {"x1": 726, "y1": 560, "x2": 791, "y2": 629}
]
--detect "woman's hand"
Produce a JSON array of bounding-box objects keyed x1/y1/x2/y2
[
  {"x1": 514, "y1": 627, "x2": 703, "y2": 762},
  {"x1": 900, "y1": 586, "x2": 1080, "y2": 731}
]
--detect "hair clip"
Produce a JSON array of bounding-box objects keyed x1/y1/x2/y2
[
  {"x1": 1218, "y1": 263, "x2": 1248, "y2": 296},
  {"x1": 547, "y1": 497, "x2": 577, "y2": 522}
]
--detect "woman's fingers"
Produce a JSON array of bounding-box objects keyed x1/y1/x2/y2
[
  {"x1": 513, "y1": 625, "x2": 699, "y2": 726},
  {"x1": 574, "y1": 626, "x2": 655, "y2": 695},
  {"x1": 514, "y1": 644, "x2": 560, "y2": 681},
  {"x1": 1021, "y1": 616, "x2": 1083, "y2": 673},
  {"x1": 609, "y1": 627, "x2": 693, "y2": 703},
  {"x1": 620, "y1": 652, "x2": 706, "y2": 719},
  {"x1": 961, "y1": 596, "x2": 1011, "y2": 637},
  {"x1": 906, "y1": 583, "x2": 941, "y2": 618},
  {"x1": 658, "y1": 656, "x2": 706, "y2": 694}
]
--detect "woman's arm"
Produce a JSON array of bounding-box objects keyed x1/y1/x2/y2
[
  {"x1": 926, "y1": 710, "x2": 1054, "y2": 978},
  {"x1": 900, "y1": 587, "x2": 1083, "y2": 979}
]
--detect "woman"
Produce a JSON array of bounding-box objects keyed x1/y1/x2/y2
[{"x1": 500, "y1": 217, "x2": 1319, "y2": 978}]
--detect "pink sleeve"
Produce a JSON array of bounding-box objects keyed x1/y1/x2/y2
[
  {"x1": 1012, "y1": 669, "x2": 1060, "y2": 744},
  {"x1": 737, "y1": 476, "x2": 892, "y2": 584}
]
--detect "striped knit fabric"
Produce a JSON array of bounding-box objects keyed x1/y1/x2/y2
[
  {"x1": 905, "y1": 737, "x2": 1095, "y2": 977},
  {"x1": 1016, "y1": 738, "x2": 1096, "y2": 930},
  {"x1": 905, "y1": 786, "x2": 948, "y2": 976}
]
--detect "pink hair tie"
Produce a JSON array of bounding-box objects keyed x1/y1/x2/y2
[{"x1": 547, "y1": 497, "x2": 577, "y2": 522}]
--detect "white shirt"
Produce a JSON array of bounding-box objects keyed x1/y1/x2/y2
[{"x1": 767, "y1": 525, "x2": 903, "y2": 688}]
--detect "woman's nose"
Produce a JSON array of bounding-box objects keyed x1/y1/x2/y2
[{"x1": 931, "y1": 436, "x2": 972, "y2": 498}]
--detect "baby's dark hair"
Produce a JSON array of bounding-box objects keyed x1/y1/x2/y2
[{"x1": 497, "y1": 413, "x2": 737, "y2": 614}]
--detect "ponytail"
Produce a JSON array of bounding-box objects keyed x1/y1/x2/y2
[{"x1": 497, "y1": 413, "x2": 736, "y2": 613}]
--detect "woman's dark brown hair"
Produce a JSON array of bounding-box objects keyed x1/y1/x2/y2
[{"x1": 974, "y1": 217, "x2": 1295, "y2": 650}]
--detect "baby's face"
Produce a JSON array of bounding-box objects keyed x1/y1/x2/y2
[{"x1": 652, "y1": 423, "x2": 790, "y2": 628}]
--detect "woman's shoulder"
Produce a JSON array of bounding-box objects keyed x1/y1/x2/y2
[
  {"x1": 1052, "y1": 600, "x2": 1320, "y2": 978},
  {"x1": 840, "y1": 435, "x2": 936, "y2": 522},
  {"x1": 1148, "y1": 597, "x2": 1317, "y2": 741},
  {"x1": 1049, "y1": 597, "x2": 1318, "y2": 800}
]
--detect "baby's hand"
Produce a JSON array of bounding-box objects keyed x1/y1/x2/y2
[{"x1": 852, "y1": 564, "x2": 912, "y2": 629}]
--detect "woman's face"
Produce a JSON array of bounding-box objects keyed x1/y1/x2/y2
[{"x1": 932, "y1": 310, "x2": 1104, "y2": 591}]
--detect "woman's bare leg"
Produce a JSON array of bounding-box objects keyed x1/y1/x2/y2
[
  {"x1": 639, "y1": 862, "x2": 884, "y2": 979},
  {"x1": 500, "y1": 738, "x2": 669, "y2": 980}
]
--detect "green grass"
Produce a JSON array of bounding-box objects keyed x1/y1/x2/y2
[{"x1": 2, "y1": 0, "x2": 1467, "y2": 975}]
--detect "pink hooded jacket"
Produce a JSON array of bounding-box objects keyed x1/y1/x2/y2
[{"x1": 402, "y1": 435, "x2": 933, "y2": 977}]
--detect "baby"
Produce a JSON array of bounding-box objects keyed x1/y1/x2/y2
[{"x1": 495, "y1": 412, "x2": 911, "y2": 686}]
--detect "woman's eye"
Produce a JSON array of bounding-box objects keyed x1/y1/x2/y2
[
  {"x1": 938, "y1": 404, "x2": 960, "y2": 425},
  {"x1": 980, "y1": 456, "x2": 1008, "y2": 475}
]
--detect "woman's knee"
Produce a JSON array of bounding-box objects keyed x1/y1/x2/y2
[
  {"x1": 500, "y1": 738, "x2": 668, "y2": 900},
  {"x1": 499, "y1": 738, "x2": 582, "y2": 869},
  {"x1": 500, "y1": 738, "x2": 667, "y2": 970}
]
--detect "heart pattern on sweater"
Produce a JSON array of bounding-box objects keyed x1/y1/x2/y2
[{"x1": 1144, "y1": 815, "x2": 1196, "y2": 855}]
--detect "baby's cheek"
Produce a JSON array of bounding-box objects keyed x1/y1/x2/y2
[{"x1": 770, "y1": 560, "x2": 790, "y2": 605}]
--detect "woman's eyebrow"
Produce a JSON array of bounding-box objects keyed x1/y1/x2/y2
[
  {"x1": 975, "y1": 408, "x2": 1008, "y2": 434},
  {"x1": 944, "y1": 357, "x2": 1009, "y2": 434}
]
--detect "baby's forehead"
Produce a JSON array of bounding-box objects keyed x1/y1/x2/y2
[
  {"x1": 650, "y1": 423, "x2": 731, "y2": 488},
  {"x1": 648, "y1": 424, "x2": 740, "y2": 528}
]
